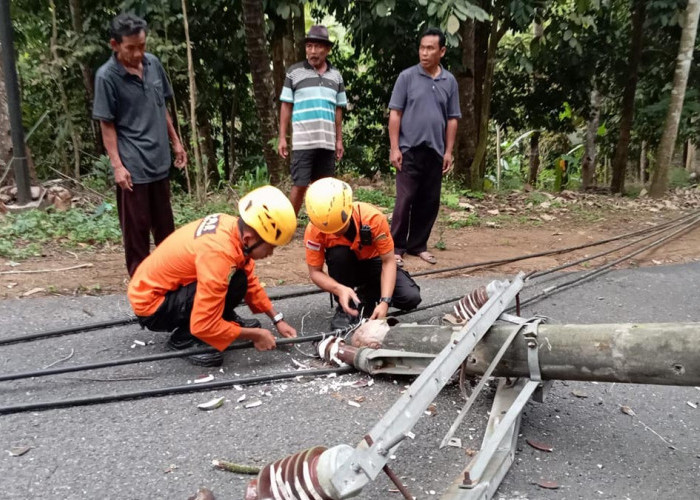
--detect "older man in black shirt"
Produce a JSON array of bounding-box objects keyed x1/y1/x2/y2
[{"x1": 93, "y1": 13, "x2": 187, "y2": 276}]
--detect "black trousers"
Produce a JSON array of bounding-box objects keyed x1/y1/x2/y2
[
  {"x1": 326, "y1": 246, "x2": 421, "y2": 311},
  {"x1": 390, "y1": 145, "x2": 443, "y2": 255},
  {"x1": 116, "y1": 177, "x2": 175, "y2": 277},
  {"x1": 138, "y1": 270, "x2": 248, "y2": 333}
]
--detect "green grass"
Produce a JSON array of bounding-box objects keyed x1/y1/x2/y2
[
  {"x1": 448, "y1": 212, "x2": 480, "y2": 229},
  {"x1": 0, "y1": 192, "x2": 247, "y2": 260},
  {"x1": 354, "y1": 187, "x2": 395, "y2": 209},
  {"x1": 0, "y1": 203, "x2": 122, "y2": 259}
]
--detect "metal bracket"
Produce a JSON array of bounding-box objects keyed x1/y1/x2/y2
[
  {"x1": 439, "y1": 316, "x2": 543, "y2": 449},
  {"x1": 522, "y1": 319, "x2": 544, "y2": 382},
  {"x1": 441, "y1": 378, "x2": 540, "y2": 500}
]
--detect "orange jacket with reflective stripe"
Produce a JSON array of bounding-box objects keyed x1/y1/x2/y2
[
  {"x1": 128, "y1": 214, "x2": 272, "y2": 351},
  {"x1": 304, "y1": 202, "x2": 394, "y2": 267}
]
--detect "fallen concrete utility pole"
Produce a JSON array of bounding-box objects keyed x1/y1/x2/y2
[
  {"x1": 343, "y1": 321, "x2": 700, "y2": 386},
  {"x1": 244, "y1": 276, "x2": 700, "y2": 500}
]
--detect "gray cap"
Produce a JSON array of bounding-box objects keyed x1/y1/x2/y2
[{"x1": 304, "y1": 25, "x2": 333, "y2": 46}]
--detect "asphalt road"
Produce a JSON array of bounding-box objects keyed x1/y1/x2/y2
[{"x1": 1, "y1": 263, "x2": 699, "y2": 499}]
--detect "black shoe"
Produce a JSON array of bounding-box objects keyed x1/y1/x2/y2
[
  {"x1": 330, "y1": 308, "x2": 359, "y2": 331},
  {"x1": 167, "y1": 326, "x2": 198, "y2": 350},
  {"x1": 227, "y1": 310, "x2": 262, "y2": 329},
  {"x1": 167, "y1": 327, "x2": 224, "y2": 367},
  {"x1": 186, "y1": 351, "x2": 224, "y2": 367}
]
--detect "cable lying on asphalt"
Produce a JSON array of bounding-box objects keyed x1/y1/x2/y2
[
  {"x1": 514, "y1": 214, "x2": 700, "y2": 310},
  {"x1": 0, "y1": 365, "x2": 356, "y2": 415},
  {"x1": 2, "y1": 214, "x2": 699, "y2": 414},
  {"x1": 0, "y1": 333, "x2": 335, "y2": 383},
  {"x1": 2, "y1": 210, "x2": 698, "y2": 347}
]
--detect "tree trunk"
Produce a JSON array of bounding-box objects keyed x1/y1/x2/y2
[
  {"x1": 182, "y1": 0, "x2": 205, "y2": 202},
  {"x1": 228, "y1": 92, "x2": 238, "y2": 184},
  {"x1": 454, "y1": 20, "x2": 476, "y2": 186},
  {"x1": 686, "y1": 142, "x2": 696, "y2": 173},
  {"x1": 640, "y1": 140, "x2": 647, "y2": 182},
  {"x1": 527, "y1": 130, "x2": 540, "y2": 187},
  {"x1": 198, "y1": 116, "x2": 217, "y2": 186},
  {"x1": 270, "y1": 15, "x2": 287, "y2": 106},
  {"x1": 220, "y1": 103, "x2": 229, "y2": 182},
  {"x1": 242, "y1": 0, "x2": 284, "y2": 184},
  {"x1": 68, "y1": 0, "x2": 102, "y2": 155},
  {"x1": 649, "y1": 0, "x2": 700, "y2": 197},
  {"x1": 50, "y1": 0, "x2": 81, "y2": 179},
  {"x1": 292, "y1": 8, "x2": 306, "y2": 61},
  {"x1": 611, "y1": 0, "x2": 646, "y2": 194},
  {"x1": 469, "y1": 3, "x2": 507, "y2": 190},
  {"x1": 581, "y1": 89, "x2": 600, "y2": 190},
  {"x1": 0, "y1": 44, "x2": 12, "y2": 180},
  {"x1": 284, "y1": 17, "x2": 295, "y2": 68}
]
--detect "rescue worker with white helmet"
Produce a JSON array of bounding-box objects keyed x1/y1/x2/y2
[
  {"x1": 304, "y1": 177, "x2": 421, "y2": 330},
  {"x1": 128, "y1": 185, "x2": 298, "y2": 366}
]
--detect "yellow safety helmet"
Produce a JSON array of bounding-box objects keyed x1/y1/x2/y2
[
  {"x1": 238, "y1": 185, "x2": 297, "y2": 246},
  {"x1": 305, "y1": 178, "x2": 353, "y2": 234}
]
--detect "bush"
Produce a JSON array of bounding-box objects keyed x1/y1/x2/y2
[{"x1": 669, "y1": 167, "x2": 691, "y2": 188}]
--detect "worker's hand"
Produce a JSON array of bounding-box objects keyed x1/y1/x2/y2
[
  {"x1": 113, "y1": 164, "x2": 133, "y2": 191},
  {"x1": 390, "y1": 148, "x2": 403, "y2": 171},
  {"x1": 275, "y1": 320, "x2": 296, "y2": 338},
  {"x1": 335, "y1": 138, "x2": 344, "y2": 161},
  {"x1": 337, "y1": 286, "x2": 360, "y2": 317},
  {"x1": 369, "y1": 301, "x2": 389, "y2": 320},
  {"x1": 173, "y1": 142, "x2": 187, "y2": 169},
  {"x1": 252, "y1": 328, "x2": 277, "y2": 351},
  {"x1": 442, "y1": 152, "x2": 453, "y2": 175},
  {"x1": 278, "y1": 137, "x2": 288, "y2": 159}
]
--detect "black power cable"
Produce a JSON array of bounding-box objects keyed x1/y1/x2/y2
[
  {"x1": 0, "y1": 333, "x2": 330, "y2": 383},
  {"x1": 0, "y1": 365, "x2": 356, "y2": 415},
  {"x1": 2, "y1": 210, "x2": 697, "y2": 347}
]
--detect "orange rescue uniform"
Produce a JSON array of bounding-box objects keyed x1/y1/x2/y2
[
  {"x1": 128, "y1": 214, "x2": 272, "y2": 351},
  {"x1": 304, "y1": 202, "x2": 394, "y2": 265}
]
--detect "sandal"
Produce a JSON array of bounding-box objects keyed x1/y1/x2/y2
[
  {"x1": 394, "y1": 254, "x2": 405, "y2": 268},
  {"x1": 416, "y1": 251, "x2": 437, "y2": 265}
]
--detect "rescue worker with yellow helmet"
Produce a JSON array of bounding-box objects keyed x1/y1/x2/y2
[
  {"x1": 304, "y1": 177, "x2": 421, "y2": 330},
  {"x1": 128, "y1": 185, "x2": 298, "y2": 366}
]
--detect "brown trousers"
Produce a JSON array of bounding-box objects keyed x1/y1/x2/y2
[{"x1": 116, "y1": 177, "x2": 175, "y2": 276}]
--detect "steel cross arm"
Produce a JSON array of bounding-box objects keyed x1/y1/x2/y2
[
  {"x1": 441, "y1": 378, "x2": 539, "y2": 500},
  {"x1": 330, "y1": 274, "x2": 525, "y2": 498}
]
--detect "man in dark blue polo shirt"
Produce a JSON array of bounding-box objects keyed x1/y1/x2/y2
[
  {"x1": 93, "y1": 13, "x2": 187, "y2": 277},
  {"x1": 388, "y1": 28, "x2": 461, "y2": 267}
]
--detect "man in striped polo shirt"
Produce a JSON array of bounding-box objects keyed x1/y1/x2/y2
[{"x1": 278, "y1": 25, "x2": 348, "y2": 215}]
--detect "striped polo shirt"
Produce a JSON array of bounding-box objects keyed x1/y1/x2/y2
[{"x1": 280, "y1": 60, "x2": 347, "y2": 151}]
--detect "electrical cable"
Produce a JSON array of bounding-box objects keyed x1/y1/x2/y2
[
  {"x1": 410, "y1": 210, "x2": 699, "y2": 278},
  {"x1": 526, "y1": 213, "x2": 700, "y2": 281},
  {"x1": 0, "y1": 333, "x2": 332, "y2": 383},
  {"x1": 0, "y1": 217, "x2": 700, "y2": 414},
  {"x1": 0, "y1": 365, "x2": 356, "y2": 415},
  {"x1": 514, "y1": 215, "x2": 700, "y2": 311},
  {"x1": 2, "y1": 210, "x2": 696, "y2": 346}
]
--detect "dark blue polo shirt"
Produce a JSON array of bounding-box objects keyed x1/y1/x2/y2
[
  {"x1": 388, "y1": 64, "x2": 461, "y2": 157},
  {"x1": 93, "y1": 53, "x2": 173, "y2": 184}
]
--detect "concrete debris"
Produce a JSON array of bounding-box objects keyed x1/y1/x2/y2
[
  {"x1": 8, "y1": 446, "x2": 31, "y2": 457},
  {"x1": 194, "y1": 374, "x2": 215, "y2": 384},
  {"x1": 526, "y1": 439, "x2": 553, "y2": 452},
  {"x1": 197, "y1": 397, "x2": 225, "y2": 411}
]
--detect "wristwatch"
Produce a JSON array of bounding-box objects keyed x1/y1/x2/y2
[
  {"x1": 379, "y1": 297, "x2": 392, "y2": 304},
  {"x1": 272, "y1": 312, "x2": 284, "y2": 324}
]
